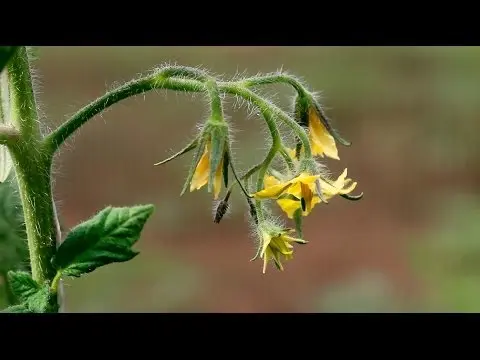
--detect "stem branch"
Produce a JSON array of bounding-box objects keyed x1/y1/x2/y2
[
  {"x1": 218, "y1": 84, "x2": 312, "y2": 158},
  {"x1": 44, "y1": 68, "x2": 206, "y2": 156},
  {"x1": 233, "y1": 73, "x2": 308, "y2": 95}
]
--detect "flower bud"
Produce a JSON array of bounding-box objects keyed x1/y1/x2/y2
[
  {"x1": 181, "y1": 121, "x2": 230, "y2": 200},
  {"x1": 293, "y1": 93, "x2": 350, "y2": 160}
]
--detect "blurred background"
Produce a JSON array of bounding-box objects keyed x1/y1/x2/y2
[{"x1": 1, "y1": 46, "x2": 480, "y2": 312}]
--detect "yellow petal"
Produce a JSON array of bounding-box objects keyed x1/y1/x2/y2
[
  {"x1": 287, "y1": 147, "x2": 297, "y2": 159},
  {"x1": 310, "y1": 140, "x2": 327, "y2": 158},
  {"x1": 300, "y1": 182, "x2": 314, "y2": 213},
  {"x1": 190, "y1": 144, "x2": 210, "y2": 192},
  {"x1": 277, "y1": 192, "x2": 322, "y2": 218},
  {"x1": 262, "y1": 246, "x2": 273, "y2": 274},
  {"x1": 341, "y1": 181, "x2": 357, "y2": 194},
  {"x1": 276, "y1": 198, "x2": 302, "y2": 219},
  {"x1": 319, "y1": 169, "x2": 358, "y2": 199},
  {"x1": 264, "y1": 175, "x2": 280, "y2": 188},
  {"x1": 283, "y1": 235, "x2": 307, "y2": 244},
  {"x1": 292, "y1": 173, "x2": 320, "y2": 186},
  {"x1": 271, "y1": 236, "x2": 293, "y2": 255},
  {"x1": 284, "y1": 181, "x2": 302, "y2": 198},
  {"x1": 283, "y1": 253, "x2": 294, "y2": 261},
  {"x1": 308, "y1": 107, "x2": 340, "y2": 160},
  {"x1": 260, "y1": 232, "x2": 271, "y2": 258},
  {"x1": 252, "y1": 182, "x2": 293, "y2": 200}
]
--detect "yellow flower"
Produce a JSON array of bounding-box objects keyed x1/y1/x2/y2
[
  {"x1": 259, "y1": 228, "x2": 307, "y2": 273},
  {"x1": 307, "y1": 106, "x2": 340, "y2": 160},
  {"x1": 190, "y1": 140, "x2": 224, "y2": 199},
  {"x1": 253, "y1": 169, "x2": 357, "y2": 219}
]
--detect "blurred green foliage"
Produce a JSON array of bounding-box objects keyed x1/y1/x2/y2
[
  {"x1": 312, "y1": 271, "x2": 399, "y2": 312},
  {"x1": 0, "y1": 173, "x2": 28, "y2": 307},
  {"x1": 65, "y1": 249, "x2": 205, "y2": 312},
  {"x1": 411, "y1": 193, "x2": 480, "y2": 312}
]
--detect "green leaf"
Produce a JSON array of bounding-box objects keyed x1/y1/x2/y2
[
  {"x1": 0, "y1": 172, "x2": 29, "y2": 275},
  {"x1": 6, "y1": 271, "x2": 52, "y2": 313},
  {"x1": 27, "y1": 285, "x2": 51, "y2": 313},
  {"x1": 52, "y1": 205, "x2": 155, "y2": 278},
  {"x1": 7, "y1": 271, "x2": 39, "y2": 302},
  {"x1": 1, "y1": 303, "x2": 32, "y2": 313},
  {"x1": 293, "y1": 208, "x2": 303, "y2": 239},
  {"x1": 0, "y1": 47, "x2": 18, "y2": 74}
]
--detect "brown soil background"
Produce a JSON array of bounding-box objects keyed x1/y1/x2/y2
[{"x1": 30, "y1": 46, "x2": 480, "y2": 312}]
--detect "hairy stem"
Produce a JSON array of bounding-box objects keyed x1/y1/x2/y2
[
  {"x1": 205, "y1": 79, "x2": 223, "y2": 122},
  {"x1": 7, "y1": 47, "x2": 41, "y2": 141},
  {"x1": 6, "y1": 48, "x2": 60, "y2": 312},
  {"x1": 279, "y1": 146, "x2": 295, "y2": 172},
  {"x1": 235, "y1": 73, "x2": 308, "y2": 95},
  {"x1": 218, "y1": 84, "x2": 312, "y2": 158},
  {"x1": 44, "y1": 67, "x2": 206, "y2": 156}
]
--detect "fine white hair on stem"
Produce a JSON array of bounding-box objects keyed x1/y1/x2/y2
[{"x1": 26, "y1": 47, "x2": 48, "y2": 138}]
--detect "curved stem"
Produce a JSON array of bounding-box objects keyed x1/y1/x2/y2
[
  {"x1": 231, "y1": 73, "x2": 308, "y2": 95},
  {"x1": 44, "y1": 69, "x2": 206, "y2": 156},
  {"x1": 278, "y1": 146, "x2": 295, "y2": 173},
  {"x1": 160, "y1": 65, "x2": 210, "y2": 82},
  {"x1": 218, "y1": 84, "x2": 312, "y2": 159}
]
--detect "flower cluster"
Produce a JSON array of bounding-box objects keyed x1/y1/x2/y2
[{"x1": 154, "y1": 73, "x2": 362, "y2": 273}]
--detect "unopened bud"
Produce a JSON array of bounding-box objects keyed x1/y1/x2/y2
[
  {"x1": 213, "y1": 191, "x2": 231, "y2": 224},
  {"x1": 247, "y1": 197, "x2": 258, "y2": 225},
  {"x1": 214, "y1": 200, "x2": 230, "y2": 224}
]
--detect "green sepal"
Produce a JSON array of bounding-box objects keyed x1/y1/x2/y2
[
  {"x1": 154, "y1": 138, "x2": 198, "y2": 166},
  {"x1": 294, "y1": 92, "x2": 310, "y2": 128},
  {"x1": 222, "y1": 150, "x2": 229, "y2": 188},
  {"x1": 293, "y1": 208, "x2": 303, "y2": 239},
  {"x1": 341, "y1": 192, "x2": 364, "y2": 201},
  {"x1": 207, "y1": 124, "x2": 228, "y2": 194},
  {"x1": 293, "y1": 93, "x2": 310, "y2": 157},
  {"x1": 180, "y1": 133, "x2": 208, "y2": 196},
  {"x1": 273, "y1": 257, "x2": 283, "y2": 271},
  {"x1": 6, "y1": 271, "x2": 55, "y2": 313}
]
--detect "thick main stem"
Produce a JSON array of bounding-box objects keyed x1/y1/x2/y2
[{"x1": 6, "y1": 48, "x2": 60, "y2": 298}]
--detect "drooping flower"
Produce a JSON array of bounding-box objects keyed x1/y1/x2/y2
[
  {"x1": 294, "y1": 94, "x2": 346, "y2": 160},
  {"x1": 307, "y1": 106, "x2": 340, "y2": 160},
  {"x1": 189, "y1": 140, "x2": 225, "y2": 199},
  {"x1": 258, "y1": 228, "x2": 307, "y2": 273},
  {"x1": 253, "y1": 169, "x2": 358, "y2": 219}
]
